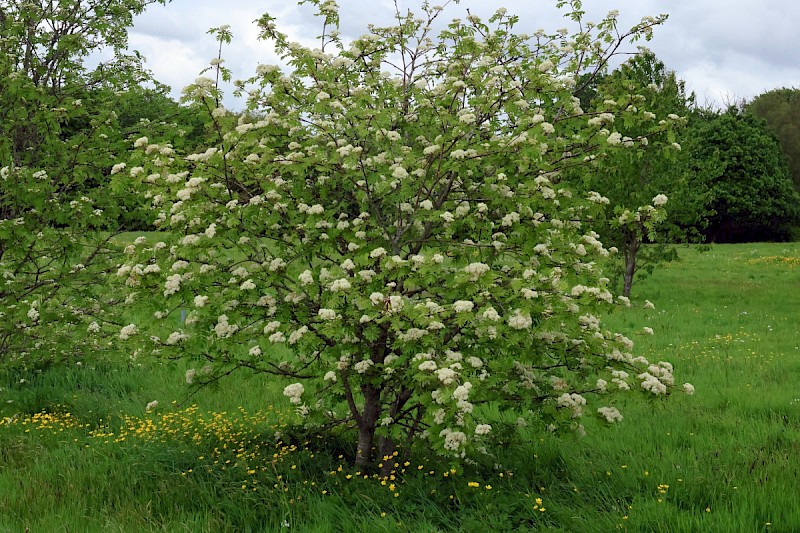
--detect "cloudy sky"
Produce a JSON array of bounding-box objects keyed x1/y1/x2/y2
[{"x1": 125, "y1": 0, "x2": 800, "y2": 109}]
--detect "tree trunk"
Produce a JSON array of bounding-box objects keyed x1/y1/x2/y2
[
  {"x1": 354, "y1": 382, "x2": 381, "y2": 470},
  {"x1": 622, "y1": 236, "x2": 639, "y2": 298}
]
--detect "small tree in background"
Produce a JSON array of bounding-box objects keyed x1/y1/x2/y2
[
  {"x1": 569, "y1": 51, "x2": 699, "y2": 297},
  {"x1": 119, "y1": 0, "x2": 691, "y2": 470}
]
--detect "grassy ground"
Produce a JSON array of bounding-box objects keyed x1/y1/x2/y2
[{"x1": 1, "y1": 242, "x2": 798, "y2": 531}]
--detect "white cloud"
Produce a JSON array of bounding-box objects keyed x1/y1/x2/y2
[{"x1": 123, "y1": 0, "x2": 800, "y2": 109}]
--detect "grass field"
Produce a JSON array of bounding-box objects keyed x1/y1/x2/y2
[{"x1": 1, "y1": 242, "x2": 798, "y2": 532}]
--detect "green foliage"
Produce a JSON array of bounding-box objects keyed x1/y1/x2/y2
[
  {"x1": 118, "y1": 1, "x2": 688, "y2": 470},
  {"x1": 0, "y1": 0, "x2": 167, "y2": 368},
  {"x1": 747, "y1": 87, "x2": 800, "y2": 190},
  {"x1": 683, "y1": 109, "x2": 799, "y2": 242}
]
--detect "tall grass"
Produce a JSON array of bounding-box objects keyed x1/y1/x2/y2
[{"x1": 1, "y1": 242, "x2": 798, "y2": 531}]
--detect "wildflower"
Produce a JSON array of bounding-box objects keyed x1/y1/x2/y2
[
  {"x1": 683, "y1": 383, "x2": 695, "y2": 395},
  {"x1": 145, "y1": 400, "x2": 158, "y2": 411}
]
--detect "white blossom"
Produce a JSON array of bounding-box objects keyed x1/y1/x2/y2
[
  {"x1": 318, "y1": 308, "x2": 337, "y2": 320},
  {"x1": 464, "y1": 262, "x2": 490, "y2": 280},
  {"x1": 652, "y1": 194, "x2": 668, "y2": 207},
  {"x1": 508, "y1": 310, "x2": 533, "y2": 330},
  {"x1": 597, "y1": 406, "x2": 623, "y2": 423},
  {"x1": 453, "y1": 300, "x2": 474, "y2": 313},
  {"x1": 329, "y1": 278, "x2": 351, "y2": 292},
  {"x1": 119, "y1": 324, "x2": 138, "y2": 340},
  {"x1": 474, "y1": 424, "x2": 492, "y2": 435},
  {"x1": 283, "y1": 383, "x2": 304, "y2": 404}
]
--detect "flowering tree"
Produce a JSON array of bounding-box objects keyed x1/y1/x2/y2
[{"x1": 119, "y1": 0, "x2": 692, "y2": 470}]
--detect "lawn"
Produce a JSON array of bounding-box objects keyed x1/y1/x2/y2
[{"x1": 1, "y1": 243, "x2": 798, "y2": 531}]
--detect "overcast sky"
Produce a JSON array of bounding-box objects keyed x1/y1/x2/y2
[{"x1": 125, "y1": 0, "x2": 800, "y2": 109}]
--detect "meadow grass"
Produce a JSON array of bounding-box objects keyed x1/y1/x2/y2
[{"x1": 1, "y1": 242, "x2": 798, "y2": 531}]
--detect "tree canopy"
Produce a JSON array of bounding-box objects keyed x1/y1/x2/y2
[{"x1": 683, "y1": 109, "x2": 799, "y2": 242}]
